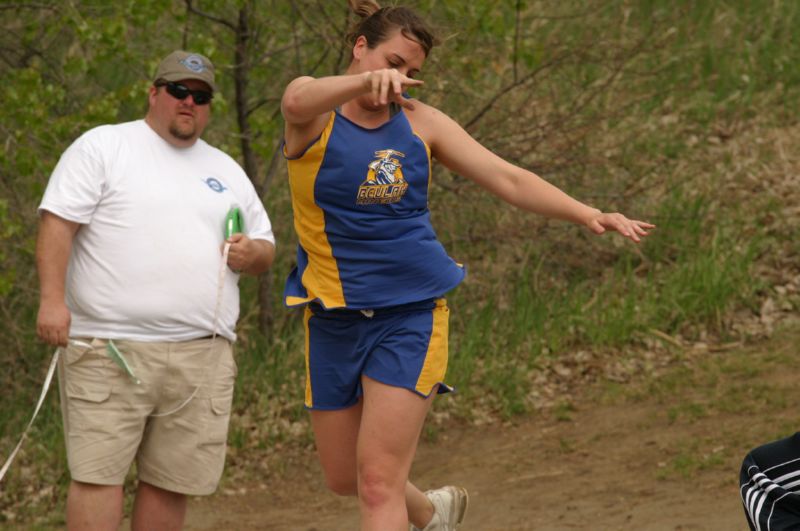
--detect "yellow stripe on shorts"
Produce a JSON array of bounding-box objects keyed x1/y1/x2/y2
[{"x1": 415, "y1": 298, "x2": 449, "y2": 395}]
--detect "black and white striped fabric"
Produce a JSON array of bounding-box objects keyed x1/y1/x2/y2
[{"x1": 740, "y1": 433, "x2": 800, "y2": 530}]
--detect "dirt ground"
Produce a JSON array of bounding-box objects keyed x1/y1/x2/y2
[{"x1": 179, "y1": 326, "x2": 800, "y2": 531}]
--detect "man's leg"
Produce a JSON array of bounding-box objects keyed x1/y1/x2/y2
[
  {"x1": 131, "y1": 481, "x2": 187, "y2": 531},
  {"x1": 66, "y1": 481, "x2": 123, "y2": 531},
  {"x1": 58, "y1": 339, "x2": 150, "y2": 531}
]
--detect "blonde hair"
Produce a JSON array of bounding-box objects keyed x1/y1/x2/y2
[{"x1": 346, "y1": 0, "x2": 439, "y2": 56}]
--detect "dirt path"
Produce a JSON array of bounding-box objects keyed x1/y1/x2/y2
[{"x1": 182, "y1": 326, "x2": 800, "y2": 530}]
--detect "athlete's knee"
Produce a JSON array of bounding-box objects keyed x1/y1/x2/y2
[{"x1": 357, "y1": 467, "x2": 399, "y2": 509}]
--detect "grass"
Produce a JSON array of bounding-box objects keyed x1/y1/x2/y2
[
  {"x1": 609, "y1": 322, "x2": 800, "y2": 482},
  {"x1": 656, "y1": 440, "x2": 728, "y2": 480}
]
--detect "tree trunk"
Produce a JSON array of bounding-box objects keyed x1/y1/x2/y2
[{"x1": 232, "y1": 4, "x2": 272, "y2": 333}]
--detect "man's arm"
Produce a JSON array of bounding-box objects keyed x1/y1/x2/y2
[{"x1": 36, "y1": 211, "x2": 80, "y2": 346}]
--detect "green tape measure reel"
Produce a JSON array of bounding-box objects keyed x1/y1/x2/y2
[{"x1": 224, "y1": 206, "x2": 244, "y2": 239}]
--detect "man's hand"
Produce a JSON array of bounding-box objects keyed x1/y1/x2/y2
[
  {"x1": 223, "y1": 234, "x2": 275, "y2": 275},
  {"x1": 37, "y1": 300, "x2": 71, "y2": 347}
]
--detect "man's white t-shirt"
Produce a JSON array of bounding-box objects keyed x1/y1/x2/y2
[{"x1": 39, "y1": 120, "x2": 275, "y2": 342}]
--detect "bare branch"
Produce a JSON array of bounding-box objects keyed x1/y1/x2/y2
[
  {"x1": 0, "y1": 3, "x2": 58, "y2": 11},
  {"x1": 290, "y1": 1, "x2": 302, "y2": 72},
  {"x1": 252, "y1": 39, "x2": 316, "y2": 65},
  {"x1": 463, "y1": 52, "x2": 571, "y2": 131},
  {"x1": 513, "y1": 0, "x2": 522, "y2": 83},
  {"x1": 333, "y1": 2, "x2": 352, "y2": 73},
  {"x1": 523, "y1": 3, "x2": 608, "y2": 23},
  {"x1": 290, "y1": 0, "x2": 340, "y2": 47},
  {"x1": 245, "y1": 97, "x2": 280, "y2": 118},
  {"x1": 258, "y1": 137, "x2": 284, "y2": 198},
  {"x1": 184, "y1": 0, "x2": 236, "y2": 32},
  {"x1": 182, "y1": 1, "x2": 189, "y2": 49},
  {"x1": 307, "y1": 44, "x2": 332, "y2": 77}
]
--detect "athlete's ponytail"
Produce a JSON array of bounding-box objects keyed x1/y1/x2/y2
[
  {"x1": 348, "y1": 0, "x2": 381, "y2": 19},
  {"x1": 346, "y1": 1, "x2": 439, "y2": 57}
]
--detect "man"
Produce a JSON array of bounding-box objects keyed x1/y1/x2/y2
[{"x1": 36, "y1": 50, "x2": 275, "y2": 530}]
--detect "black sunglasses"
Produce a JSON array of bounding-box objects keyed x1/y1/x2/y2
[{"x1": 157, "y1": 81, "x2": 213, "y2": 105}]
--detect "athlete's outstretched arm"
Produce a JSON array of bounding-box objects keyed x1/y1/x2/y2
[{"x1": 414, "y1": 104, "x2": 654, "y2": 242}]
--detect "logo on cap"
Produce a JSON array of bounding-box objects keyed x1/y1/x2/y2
[{"x1": 180, "y1": 54, "x2": 207, "y2": 73}]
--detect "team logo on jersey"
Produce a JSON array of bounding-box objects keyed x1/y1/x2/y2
[
  {"x1": 204, "y1": 177, "x2": 227, "y2": 193},
  {"x1": 356, "y1": 149, "x2": 409, "y2": 205}
]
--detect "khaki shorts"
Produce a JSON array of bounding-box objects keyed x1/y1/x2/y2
[{"x1": 58, "y1": 337, "x2": 236, "y2": 496}]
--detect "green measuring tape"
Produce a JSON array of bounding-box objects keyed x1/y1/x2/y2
[{"x1": 224, "y1": 206, "x2": 244, "y2": 239}]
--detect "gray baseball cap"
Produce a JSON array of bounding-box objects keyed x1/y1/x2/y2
[{"x1": 153, "y1": 50, "x2": 217, "y2": 92}]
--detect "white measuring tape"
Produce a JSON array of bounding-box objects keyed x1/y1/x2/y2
[
  {"x1": 0, "y1": 345, "x2": 63, "y2": 482},
  {"x1": 0, "y1": 241, "x2": 233, "y2": 482},
  {"x1": 149, "y1": 241, "x2": 231, "y2": 418}
]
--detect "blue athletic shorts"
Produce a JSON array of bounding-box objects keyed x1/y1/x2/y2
[{"x1": 303, "y1": 297, "x2": 453, "y2": 410}]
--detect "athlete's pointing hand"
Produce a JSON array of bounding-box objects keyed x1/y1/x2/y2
[{"x1": 362, "y1": 68, "x2": 423, "y2": 109}]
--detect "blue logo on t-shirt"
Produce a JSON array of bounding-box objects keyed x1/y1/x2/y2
[{"x1": 204, "y1": 177, "x2": 226, "y2": 193}]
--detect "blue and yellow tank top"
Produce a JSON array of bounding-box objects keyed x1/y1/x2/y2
[{"x1": 284, "y1": 109, "x2": 465, "y2": 309}]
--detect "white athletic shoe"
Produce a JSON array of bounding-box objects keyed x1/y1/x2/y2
[{"x1": 410, "y1": 485, "x2": 469, "y2": 531}]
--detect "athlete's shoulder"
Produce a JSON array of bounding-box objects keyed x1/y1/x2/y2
[
  {"x1": 405, "y1": 97, "x2": 447, "y2": 116},
  {"x1": 405, "y1": 100, "x2": 459, "y2": 144}
]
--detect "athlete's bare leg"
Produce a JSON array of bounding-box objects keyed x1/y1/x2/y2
[{"x1": 309, "y1": 379, "x2": 435, "y2": 530}]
